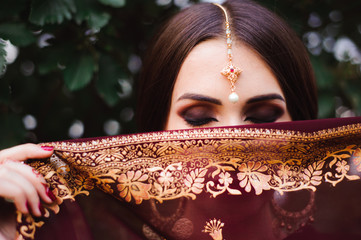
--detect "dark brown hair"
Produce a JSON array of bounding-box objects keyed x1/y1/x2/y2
[{"x1": 136, "y1": 0, "x2": 318, "y2": 132}]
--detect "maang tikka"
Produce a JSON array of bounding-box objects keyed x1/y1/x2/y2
[{"x1": 213, "y1": 3, "x2": 242, "y2": 103}]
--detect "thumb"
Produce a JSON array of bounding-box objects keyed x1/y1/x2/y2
[{"x1": 0, "y1": 143, "x2": 53, "y2": 163}]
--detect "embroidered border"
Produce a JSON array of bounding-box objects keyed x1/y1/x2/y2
[{"x1": 18, "y1": 123, "x2": 361, "y2": 239}]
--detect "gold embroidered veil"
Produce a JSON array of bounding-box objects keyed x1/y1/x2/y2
[{"x1": 14, "y1": 117, "x2": 361, "y2": 240}]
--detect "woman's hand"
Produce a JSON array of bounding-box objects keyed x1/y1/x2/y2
[{"x1": 0, "y1": 144, "x2": 56, "y2": 217}]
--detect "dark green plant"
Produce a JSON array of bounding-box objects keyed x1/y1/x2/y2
[{"x1": 0, "y1": 0, "x2": 360, "y2": 149}]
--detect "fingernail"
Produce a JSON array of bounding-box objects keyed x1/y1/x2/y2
[
  {"x1": 32, "y1": 169, "x2": 42, "y2": 177},
  {"x1": 39, "y1": 203, "x2": 46, "y2": 216},
  {"x1": 47, "y1": 189, "x2": 57, "y2": 201},
  {"x1": 41, "y1": 146, "x2": 54, "y2": 151}
]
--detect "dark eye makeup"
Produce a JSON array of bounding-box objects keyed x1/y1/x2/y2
[
  {"x1": 178, "y1": 98, "x2": 286, "y2": 127},
  {"x1": 244, "y1": 103, "x2": 284, "y2": 124},
  {"x1": 180, "y1": 105, "x2": 218, "y2": 127}
]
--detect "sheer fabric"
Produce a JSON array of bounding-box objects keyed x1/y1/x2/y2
[{"x1": 15, "y1": 117, "x2": 361, "y2": 239}]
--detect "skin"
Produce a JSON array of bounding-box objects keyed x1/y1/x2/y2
[
  {"x1": 0, "y1": 144, "x2": 54, "y2": 239},
  {"x1": 164, "y1": 39, "x2": 292, "y2": 239},
  {"x1": 0, "y1": 39, "x2": 292, "y2": 239},
  {"x1": 165, "y1": 39, "x2": 292, "y2": 130},
  {"x1": 0, "y1": 144, "x2": 54, "y2": 217}
]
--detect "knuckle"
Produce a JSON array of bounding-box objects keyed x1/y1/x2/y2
[
  {"x1": 29, "y1": 188, "x2": 38, "y2": 198},
  {"x1": 23, "y1": 184, "x2": 37, "y2": 197},
  {"x1": 23, "y1": 143, "x2": 35, "y2": 148},
  {"x1": 13, "y1": 188, "x2": 25, "y2": 200},
  {"x1": 35, "y1": 180, "x2": 46, "y2": 192},
  {"x1": 0, "y1": 156, "x2": 12, "y2": 164},
  {"x1": 23, "y1": 143, "x2": 37, "y2": 158},
  {"x1": 0, "y1": 165, "x2": 10, "y2": 177}
]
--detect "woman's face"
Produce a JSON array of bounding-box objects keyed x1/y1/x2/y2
[{"x1": 165, "y1": 39, "x2": 291, "y2": 130}]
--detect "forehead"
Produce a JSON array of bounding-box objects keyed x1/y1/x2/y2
[{"x1": 172, "y1": 39, "x2": 284, "y2": 101}]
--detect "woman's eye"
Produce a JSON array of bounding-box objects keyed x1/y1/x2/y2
[
  {"x1": 244, "y1": 116, "x2": 277, "y2": 124},
  {"x1": 185, "y1": 117, "x2": 218, "y2": 126},
  {"x1": 244, "y1": 105, "x2": 284, "y2": 124},
  {"x1": 180, "y1": 106, "x2": 218, "y2": 127}
]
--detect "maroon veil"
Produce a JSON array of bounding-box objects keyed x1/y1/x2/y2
[{"x1": 16, "y1": 117, "x2": 361, "y2": 239}]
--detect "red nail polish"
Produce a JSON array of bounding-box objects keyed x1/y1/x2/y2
[
  {"x1": 47, "y1": 189, "x2": 57, "y2": 201},
  {"x1": 41, "y1": 146, "x2": 54, "y2": 151},
  {"x1": 39, "y1": 203, "x2": 46, "y2": 216},
  {"x1": 32, "y1": 169, "x2": 42, "y2": 178}
]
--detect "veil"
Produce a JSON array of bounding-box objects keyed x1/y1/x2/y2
[{"x1": 17, "y1": 117, "x2": 361, "y2": 240}]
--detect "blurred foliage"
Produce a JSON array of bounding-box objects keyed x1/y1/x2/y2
[{"x1": 0, "y1": 0, "x2": 360, "y2": 148}]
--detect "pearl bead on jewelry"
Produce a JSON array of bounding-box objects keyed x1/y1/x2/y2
[
  {"x1": 213, "y1": 3, "x2": 242, "y2": 104},
  {"x1": 228, "y1": 92, "x2": 239, "y2": 103}
]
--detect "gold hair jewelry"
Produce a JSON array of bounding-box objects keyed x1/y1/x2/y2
[{"x1": 213, "y1": 3, "x2": 242, "y2": 103}]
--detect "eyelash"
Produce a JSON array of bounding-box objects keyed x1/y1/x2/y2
[
  {"x1": 180, "y1": 103, "x2": 284, "y2": 127},
  {"x1": 180, "y1": 104, "x2": 218, "y2": 127},
  {"x1": 244, "y1": 116, "x2": 278, "y2": 124},
  {"x1": 184, "y1": 117, "x2": 218, "y2": 127},
  {"x1": 244, "y1": 105, "x2": 284, "y2": 124}
]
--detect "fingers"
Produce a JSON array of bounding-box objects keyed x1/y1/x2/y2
[
  {"x1": 0, "y1": 143, "x2": 53, "y2": 163},
  {"x1": 0, "y1": 178, "x2": 30, "y2": 214},
  {"x1": 5, "y1": 162, "x2": 53, "y2": 203},
  {"x1": 0, "y1": 144, "x2": 56, "y2": 218},
  {"x1": 0, "y1": 162, "x2": 55, "y2": 217}
]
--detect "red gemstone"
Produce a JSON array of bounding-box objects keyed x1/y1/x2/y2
[{"x1": 230, "y1": 68, "x2": 234, "y2": 72}]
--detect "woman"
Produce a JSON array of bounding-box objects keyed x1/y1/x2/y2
[
  {"x1": 0, "y1": 0, "x2": 319, "y2": 239},
  {"x1": 136, "y1": 0, "x2": 317, "y2": 132}
]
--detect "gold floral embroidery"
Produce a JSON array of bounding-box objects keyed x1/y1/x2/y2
[
  {"x1": 158, "y1": 170, "x2": 174, "y2": 187},
  {"x1": 218, "y1": 172, "x2": 233, "y2": 186},
  {"x1": 302, "y1": 161, "x2": 324, "y2": 189},
  {"x1": 202, "y1": 219, "x2": 224, "y2": 240},
  {"x1": 17, "y1": 122, "x2": 361, "y2": 239},
  {"x1": 95, "y1": 147, "x2": 124, "y2": 163},
  {"x1": 74, "y1": 173, "x2": 95, "y2": 190},
  {"x1": 117, "y1": 170, "x2": 152, "y2": 204},
  {"x1": 184, "y1": 168, "x2": 207, "y2": 195},
  {"x1": 277, "y1": 164, "x2": 292, "y2": 179},
  {"x1": 237, "y1": 161, "x2": 271, "y2": 195},
  {"x1": 16, "y1": 212, "x2": 44, "y2": 240},
  {"x1": 335, "y1": 160, "x2": 349, "y2": 174},
  {"x1": 324, "y1": 146, "x2": 360, "y2": 186},
  {"x1": 206, "y1": 171, "x2": 242, "y2": 198}
]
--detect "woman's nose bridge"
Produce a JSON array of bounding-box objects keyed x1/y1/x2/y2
[{"x1": 224, "y1": 112, "x2": 244, "y2": 126}]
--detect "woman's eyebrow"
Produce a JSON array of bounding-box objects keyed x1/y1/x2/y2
[
  {"x1": 246, "y1": 93, "x2": 285, "y2": 104},
  {"x1": 177, "y1": 93, "x2": 222, "y2": 105}
]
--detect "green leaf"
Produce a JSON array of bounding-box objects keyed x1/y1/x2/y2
[
  {"x1": 0, "y1": 39, "x2": 11, "y2": 102},
  {"x1": 96, "y1": 54, "x2": 124, "y2": 106},
  {"x1": 29, "y1": 0, "x2": 76, "y2": 25},
  {"x1": 75, "y1": 0, "x2": 110, "y2": 30},
  {"x1": 0, "y1": 23, "x2": 36, "y2": 47},
  {"x1": 0, "y1": 39, "x2": 6, "y2": 76},
  {"x1": 63, "y1": 54, "x2": 95, "y2": 91},
  {"x1": 88, "y1": 11, "x2": 111, "y2": 30},
  {"x1": 98, "y1": 0, "x2": 126, "y2": 7},
  {"x1": 38, "y1": 45, "x2": 73, "y2": 75}
]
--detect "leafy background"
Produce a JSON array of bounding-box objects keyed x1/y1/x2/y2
[{"x1": 0, "y1": 0, "x2": 360, "y2": 148}]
